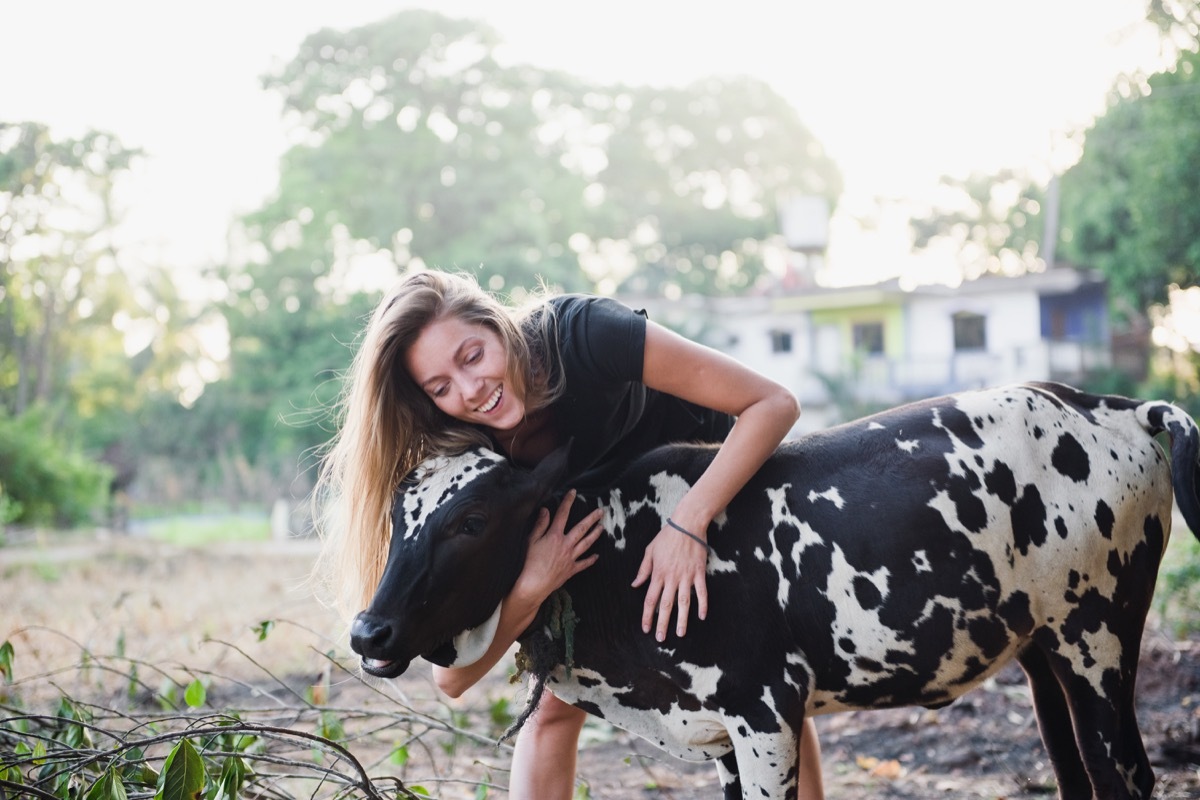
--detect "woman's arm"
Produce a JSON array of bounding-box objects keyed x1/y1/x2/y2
[
  {"x1": 433, "y1": 492, "x2": 603, "y2": 698},
  {"x1": 632, "y1": 320, "x2": 801, "y2": 642}
]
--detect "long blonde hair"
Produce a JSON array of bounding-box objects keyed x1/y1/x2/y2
[{"x1": 314, "y1": 270, "x2": 561, "y2": 621}]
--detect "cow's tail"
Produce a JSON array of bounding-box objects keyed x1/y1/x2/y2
[{"x1": 1140, "y1": 400, "x2": 1200, "y2": 539}]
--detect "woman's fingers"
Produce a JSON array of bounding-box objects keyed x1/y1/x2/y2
[{"x1": 634, "y1": 529, "x2": 709, "y2": 641}]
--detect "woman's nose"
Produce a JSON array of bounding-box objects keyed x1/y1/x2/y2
[{"x1": 458, "y1": 375, "x2": 486, "y2": 408}]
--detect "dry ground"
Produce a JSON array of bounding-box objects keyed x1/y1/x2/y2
[{"x1": 2, "y1": 533, "x2": 1198, "y2": 799}]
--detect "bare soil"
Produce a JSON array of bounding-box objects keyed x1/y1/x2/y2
[{"x1": 2, "y1": 534, "x2": 1198, "y2": 799}]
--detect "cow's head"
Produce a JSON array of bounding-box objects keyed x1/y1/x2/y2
[{"x1": 349, "y1": 444, "x2": 570, "y2": 678}]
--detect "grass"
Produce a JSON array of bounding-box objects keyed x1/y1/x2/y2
[
  {"x1": 1155, "y1": 519, "x2": 1200, "y2": 637},
  {"x1": 135, "y1": 512, "x2": 271, "y2": 546}
]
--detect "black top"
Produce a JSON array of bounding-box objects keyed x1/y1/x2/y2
[{"x1": 544, "y1": 295, "x2": 734, "y2": 487}]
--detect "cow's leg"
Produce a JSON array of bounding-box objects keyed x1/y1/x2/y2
[
  {"x1": 1044, "y1": 649, "x2": 1154, "y2": 799},
  {"x1": 715, "y1": 751, "x2": 742, "y2": 799},
  {"x1": 728, "y1": 725, "x2": 801, "y2": 800},
  {"x1": 1017, "y1": 645, "x2": 1091, "y2": 799}
]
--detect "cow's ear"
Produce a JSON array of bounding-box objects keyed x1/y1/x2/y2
[{"x1": 531, "y1": 439, "x2": 571, "y2": 488}]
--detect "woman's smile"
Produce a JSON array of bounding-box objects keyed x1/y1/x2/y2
[{"x1": 477, "y1": 385, "x2": 503, "y2": 414}]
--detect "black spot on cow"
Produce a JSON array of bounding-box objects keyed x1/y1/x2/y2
[
  {"x1": 947, "y1": 474, "x2": 988, "y2": 532},
  {"x1": 838, "y1": 637, "x2": 857, "y2": 654},
  {"x1": 578, "y1": 675, "x2": 601, "y2": 688},
  {"x1": 856, "y1": 656, "x2": 884, "y2": 672},
  {"x1": 968, "y1": 616, "x2": 1009, "y2": 659},
  {"x1": 1054, "y1": 516, "x2": 1068, "y2": 539},
  {"x1": 985, "y1": 461, "x2": 1017, "y2": 505},
  {"x1": 1033, "y1": 425, "x2": 1044, "y2": 439},
  {"x1": 998, "y1": 591, "x2": 1034, "y2": 637},
  {"x1": 1094, "y1": 500, "x2": 1115, "y2": 540},
  {"x1": 1011, "y1": 485, "x2": 1048, "y2": 555},
  {"x1": 1051, "y1": 433, "x2": 1091, "y2": 483}
]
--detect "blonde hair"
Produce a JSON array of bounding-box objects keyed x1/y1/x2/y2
[{"x1": 313, "y1": 270, "x2": 562, "y2": 620}]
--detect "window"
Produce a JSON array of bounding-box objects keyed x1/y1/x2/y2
[
  {"x1": 953, "y1": 312, "x2": 987, "y2": 351},
  {"x1": 852, "y1": 322, "x2": 884, "y2": 354},
  {"x1": 770, "y1": 329, "x2": 793, "y2": 353}
]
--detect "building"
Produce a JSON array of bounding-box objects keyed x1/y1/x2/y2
[{"x1": 625, "y1": 264, "x2": 1111, "y2": 434}]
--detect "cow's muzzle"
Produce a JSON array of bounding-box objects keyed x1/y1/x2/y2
[{"x1": 349, "y1": 612, "x2": 412, "y2": 679}]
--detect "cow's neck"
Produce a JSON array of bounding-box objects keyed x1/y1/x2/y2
[{"x1": 493, "y1": 408, "x2": 559, "y2": 468}]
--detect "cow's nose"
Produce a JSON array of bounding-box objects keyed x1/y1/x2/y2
[{"x1": 349, "y1": 612, "x2": 393, "y2": 655}]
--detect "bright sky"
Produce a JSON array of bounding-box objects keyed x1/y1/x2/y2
[{"x1": 0, "y1": 0, "x2": 1169, "y2": 286}]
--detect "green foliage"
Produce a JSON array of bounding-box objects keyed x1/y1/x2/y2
[
  {"x1": 909, "y1": 170, "x2": 1046, "y2": 277},
  {"x1": 156, "y1": 738, "x2": 206, "y2": 800},
  {"x1": 1058, "y1": 46, "x2": 1200, "y2": 315},
  {"x1": 183, "y1": 680, "x2": 206, "y2": 709},
  {"x1": 250, "y1": 10, "x2": 839, "y2": 299},
  {"x1": 1156, "y1": 531, "x2": 1200, "y2": 637},
  {"x1": 0, "y1": 406, "x2": 110, "y2": 526},
  {"x1": 138, "y1": 514, "x2": 270, "y2": 547}
]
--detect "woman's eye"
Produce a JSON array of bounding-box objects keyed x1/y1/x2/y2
[
  {"x1": 466, "y1": 348, "x2": 482, "y2": 364},
  {"x1": 431, "y1": 384, "x2": 448, "y2": 398}
]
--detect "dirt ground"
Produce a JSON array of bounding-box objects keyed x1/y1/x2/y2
[{"x1": 2, "y1": 534, "x2": 1199, "y2": 799}]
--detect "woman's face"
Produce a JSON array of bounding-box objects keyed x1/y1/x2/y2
[{"x1": 404, "y1": 314, "x2": 526, "y2": 431}]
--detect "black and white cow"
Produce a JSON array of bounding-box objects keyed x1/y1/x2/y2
[{"x1": 350, "y1": 382, "x2": 1200, "y2": 800}]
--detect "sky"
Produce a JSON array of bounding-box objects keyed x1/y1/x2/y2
[{"x1": 0, "y1": 0, "x2": 1170, "y2": 287}]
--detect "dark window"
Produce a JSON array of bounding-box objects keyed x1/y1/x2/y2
[
  {"x1": 852, "y1": 322, "x2": 884, "y2": 354},
  {"x1": 770, "y1": 329, "x2": 793, "y2": 353},
  {"x1": 953, "y1": 312, "x2": 987, "y2": 351}
]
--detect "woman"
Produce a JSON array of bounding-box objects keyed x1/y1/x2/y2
[{"x1": 317, "y1": 269, "x2": 824, "y2": 799}]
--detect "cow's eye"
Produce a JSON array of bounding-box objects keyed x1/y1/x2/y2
[{"x1": 459, "y1": 513, "x2": 487, "y2": 536}]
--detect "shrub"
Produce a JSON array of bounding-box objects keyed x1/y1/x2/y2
[{"x1": 0, "y1": 407, "x2": 111, "y2": 528}]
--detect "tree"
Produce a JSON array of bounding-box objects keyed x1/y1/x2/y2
[
  {"x1": 203, "y1": 10, "x2": 842, "y2": 505},
  {"x1": 248, "y1": 10, "x2": 840, "y2": 299},
  {"x1": 0, "y1": 122, "x2": 212, "y2": 524},
  {"x1": 909, "y1": 170, "x2": 1047, "y2": 278},
  {"x1": 1057, "y1": 46, "x2": 1200, "y2": 314}
]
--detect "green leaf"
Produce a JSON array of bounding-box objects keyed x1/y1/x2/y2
[
  {"x1": 127, "y1": 663, "x2": 139, "y2": 702},
  {"x1": 157, "y1": 679, "x2": 179, "y2": 711},
  {"x1": 390, "y1": 744, "x2": 409, "y2": 766},
  {"x1": 407, "y1": 786, "x2": 431, "y2": 798},
  {"x1": 474, "y1": 781, "x2": 489, "y2": 799},
  {"x1": 156, "y1": 738, "x2": 206, "y2": 800},
  {"x1": 213, "y1": 756, "x2": 248, "y2": 800},
  {"x1": 85, "y1": 771, "x2": 129, "y2": 800},
  {"x1": 317, "y1": 710, "x2": 344, "y2": 742},
  {"x1": 120, "y1": 747, "x2": 159, "y2": 787},
  {"x1": 0, "y1": 640, "x2": 13, "y2": 683},
  {"x1": 183, "y1": 679, "x2": 206, "y2": 708},
  {"x1": 251, "y1": 621, "x2": 274, "y2": 642}
]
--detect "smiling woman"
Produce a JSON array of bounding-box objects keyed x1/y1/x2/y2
[{"x1": 312, "y1": 267, "x2": 822, "y2": 799}]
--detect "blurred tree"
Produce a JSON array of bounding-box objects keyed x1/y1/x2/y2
[
  {"x1": 911, "y1": 6, "x2": 1200, "y2": 314},
  {"x1": 0, "y1": 122, "x2": 138, "y2": 416},
  {"x1": 1058, "y1": 45, "x2": 1200, "y2": 315},
  {"x1": 0, "y1": 121, "x2": 209, "y2": 525},
  {"x1": 245, "y1": 9, "x2": 840, "y2": 299},
  {"x1": 204, "y1": 9, "x2": 840, "y2": 508},
  {"x1": 909, "y1": 170, "x2": 1046, "y2": 278}
]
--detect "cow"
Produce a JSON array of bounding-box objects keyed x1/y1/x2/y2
[{"x1": 349, "y1": 382, "x2": 1200, "y2": 799}]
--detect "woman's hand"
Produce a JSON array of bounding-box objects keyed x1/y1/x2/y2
[
  {"x1": 631, "y1": 520, "x2": 709, "y2": 641},
  {"x1": 433, "y1": 490, "x2": 602, "y2": 699},
  {"x1": 512, "y1": 489, "x2": 604, "y2": 608}
]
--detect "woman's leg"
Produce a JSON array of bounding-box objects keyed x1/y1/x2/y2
[
  {"x1": 509, "y1": 693, "x2": 588, "y2": 800},
  {"x1": 796, "y1": 717, "x2": 825, "y2": 799}
]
